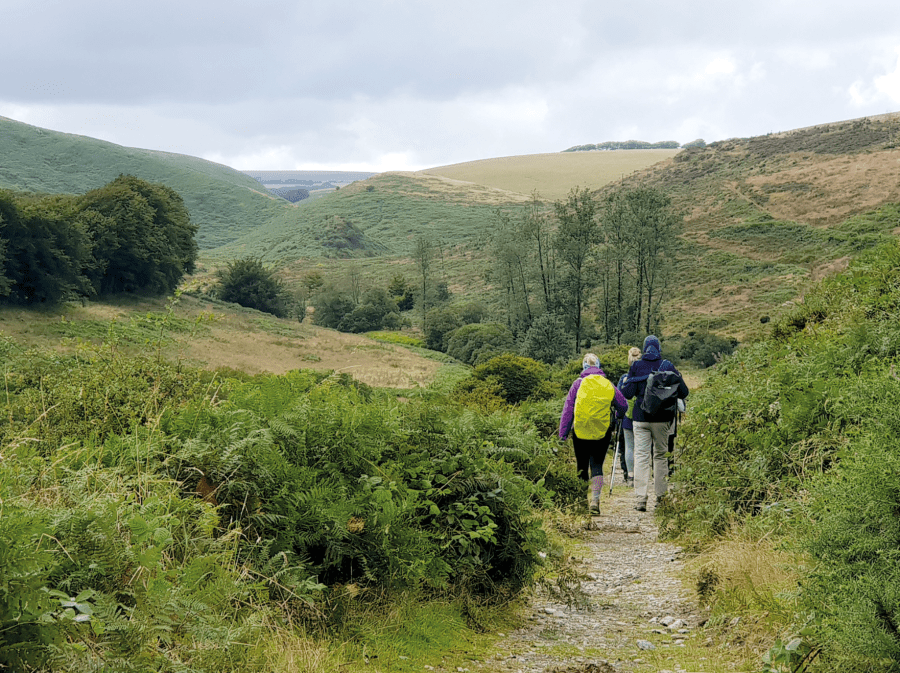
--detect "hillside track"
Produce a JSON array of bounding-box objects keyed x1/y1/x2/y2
[{"x1": 478, "y1": 489, "x2": 700, "y2": 673}]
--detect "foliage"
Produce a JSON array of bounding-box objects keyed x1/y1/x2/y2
[
  {"x1": 521, "y1": 312, "x2": 572, "y2": 364},
  {"x1": 469, "y1": 354, "x2": 551, "y2": 404},
  {"x1": 388, "y1": 273, "x2": 415, "y2": 311},
  {"x1": 663, "y1": 240, "x2": 900, "y2": 670},
  {"x1": 0, "y1": 191, "x2": 91, "y2": 304},
  {"x1": 336, "y1": 287, "x2": 400, "y2": 333},
  {"x1": 366, "y1": 331, "x2": 425, "y2": 348},
  {"x1": 312, "y1": 289, "x2": 356, "y2": 329},
  {"x1": 678, "y1": 331, "x2": 738, "y2": 368},
  {"x1": 424, "y1": 307, "x2": 462, "y2": 352},
  {"x1": 217, "y1": 256, "x2": 291, "y2": 317},
  {"x1": 78, "y1": 174, "x2": 198, "y2": 296},
  {"x1": 0, "y1": 333, "x2": 582, "y2": 669},
  {"x1": 446, "y1": 323, "x2": 516, "y2": 366},
  {"x1": 0, "y1": 175, "x2": 198, "y2": 305}
]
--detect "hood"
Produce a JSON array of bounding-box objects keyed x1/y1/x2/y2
[
  {"x1": 642, "y1": 335, "x2": 661, "y2": 361},
  {"x1": 580, "y1": 366, "x2": 606, "y2": 379}
]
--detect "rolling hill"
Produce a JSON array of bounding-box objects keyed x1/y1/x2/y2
[
  {"x1": 0, "y1": 115, "x2": 290, "y2": 249},
  {"x1": 591, "y1": 113, "x2": 900, "y2": 337},
  {"x1": 418, "y1": 149, "x2": 680, "y2": 201}
]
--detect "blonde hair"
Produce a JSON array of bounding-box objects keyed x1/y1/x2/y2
[
  {"x1": 627, "y1": 347, "x2": 641, "y2": 365},
  {"x1": 582, "y1": 353, "x2": 600, "y2": 369}
]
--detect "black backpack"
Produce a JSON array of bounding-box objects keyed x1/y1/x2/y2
[{"x1": 641, "y1": 369, "x2": 683, "y2": 416}]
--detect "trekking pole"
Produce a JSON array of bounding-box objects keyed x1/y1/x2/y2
[{"x1": 608, "y1": 419, "x2": 621, "y2": 497}]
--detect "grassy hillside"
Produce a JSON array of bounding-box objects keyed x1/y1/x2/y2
[
  {"x1": 0, "y1": 294, "x2": 447, "y2": 389},
  {"x1": 419, "y1": 149, "x2": 679, "y2": 201},
  {"x1": 590, "y1": 114, "x2": 900, "y2": 339},
  {"x1": 209, "y1": 171, "x2": 530, "y2": 261},
  {"x1": 0, "y1": 116, "x2": 290, "y2": 249}
]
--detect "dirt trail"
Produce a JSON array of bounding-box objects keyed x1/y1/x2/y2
[{"x1": 478, "y1": 487, "x2": 701, "y2": 673}]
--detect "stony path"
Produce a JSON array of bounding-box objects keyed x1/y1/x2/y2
[{"x1": 475, "y1": 487, "x2": 701, "y2": 673}]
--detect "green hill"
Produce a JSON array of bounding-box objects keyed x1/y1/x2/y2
[
  {"x1": 0, "y1": 116, "x2": 289, "y2": 249},
  {"x1": 209, "y1": 171, "x2": 530, "y2": 261}
]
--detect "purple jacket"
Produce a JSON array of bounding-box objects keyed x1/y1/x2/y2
[{"x1": 558, "y1": 366, "x2": 628, "y2": 440}]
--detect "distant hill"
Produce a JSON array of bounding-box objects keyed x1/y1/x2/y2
[
  {"x1": 242, "y1": 170, "x2": 376, "y2": 187},
  {"x1": 418, "y1": 150, "x2": 679, "y2": 201},
  {"x1": 0, "y1": 116, "x2": 290, "y2": 249},
  {"x1": 209, "y1": 171, "x2": 530, "y2": 261}
]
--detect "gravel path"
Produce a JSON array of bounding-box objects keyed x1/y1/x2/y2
[{"x1": 475, "y1": 486, "x2": 701, "y2": 673}]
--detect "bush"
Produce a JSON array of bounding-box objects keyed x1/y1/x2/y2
[
  {"x1": 471, "y1": 354, "x2": 550, "y2": 404},
  {"x1": 312, "y1": 289, "x2": 355, "y2": 329},
  {"x1": 446, "y1": 323, "x2": 515, "y2": 366},
  {"x1": 424, "y1": 307, "x2": 462, "y2": 351},
  {"x1": 678, "y1": 332, "x2": 738, "y2": 368},
  {"x1": 217, "y1": 257, "x2": 290, "y2": 317},
  {"x1": 521, "y1": 313, "x2": 572, "y2": 364},
  {"x1": 337, "y1": 288, "x2": 400, "y2": 333}
]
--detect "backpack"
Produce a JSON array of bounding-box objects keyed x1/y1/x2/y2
[
  {"x1": 573, "y1": 375, "x2": 616, "y2": 440},
  {"x1": 641, "y1": 369, "x2": 683, "y2": 416}
]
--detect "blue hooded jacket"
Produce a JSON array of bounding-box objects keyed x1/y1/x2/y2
[{"x1": 620, "y1": 335, "x2": 688, "y2": 423}]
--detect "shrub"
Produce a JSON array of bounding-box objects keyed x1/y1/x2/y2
[
  {"x1": 312, "y1": 289, "x2": 355, "y2": 329},
  {"x1": 424, "y1": 307, "x2": 462, "y2": 351},
  {"x1": 678, "y1": 332, "x2": 738, "y2": 368},
  {"x1": 217, "y1": 257, "x2": 290, "y2": 317},
  {"x1": 471, "y1": 354, "x2": 550, "y2": 404},
  {"x1": 521, "y1": 313, "x2": 572, "y2": 364},
  {"x1": 337, "y1": 288, "x2": 399, "y2": 333},
  {"x1": 446, "y1": 323, "x2": 515, "y2": 366}
]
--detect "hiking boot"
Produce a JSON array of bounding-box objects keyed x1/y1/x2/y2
[
  {"x1": 634, "y1": 502, "x2": 647, "y2": 512},
  {"x1": 589, "y1": 500, "x2": 600, "y2": 515},
  {"x1": 626, "y1": 477, "x2": 634, "y2": 488}
]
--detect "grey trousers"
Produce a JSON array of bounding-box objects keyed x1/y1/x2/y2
[{"x1": 633, "y1": 421, "x2": 671, "y2": 504}]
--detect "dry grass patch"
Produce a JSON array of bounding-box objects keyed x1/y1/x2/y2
[
  {"x1": 0, "y1": 295, "x2": 443, "y2": 390},
  {"x1": 684, "y1": 538, "x2": 805, "y2": 663}
]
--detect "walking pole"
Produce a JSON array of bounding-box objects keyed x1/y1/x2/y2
[{"x1": 608, "y1": 419, "x2": 621, "y2": 497}]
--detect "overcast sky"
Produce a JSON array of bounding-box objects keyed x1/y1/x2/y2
[{"x1": 2, "y1": 1, "x2": 899, "y2": 172}]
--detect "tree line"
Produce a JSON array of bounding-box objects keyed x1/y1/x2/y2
[
  {"x1": 486, "y1": 186, "x2": 681, "y2": 355},
  {"x1": 0, "y1": 175, "x2": 198, "y2": 305}
]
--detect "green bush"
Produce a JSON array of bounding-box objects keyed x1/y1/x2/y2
[
  {"x1": 678, "y1": 332, "x2": 738, "y2": 368},
  {"x1": 471, "y1": 354, "x2": 550, "y2": 404},
  {"x1": 661, "y1": 240, "x2": 900, "y2": 669},
  {"x1": 446, "y1": 322, "x2": 515, "y2": 366},
  {"x1": 216, "y1": 257, "x2": 290, "y2": 317},
  {"x1": 312, "y1": 289, "x2": 355, "y2": 329},
  {"x1": 801, "y1": 432, "x2": 900, "y2": 671},
  {"x1": 424, "y1": 307, "x2": 462, "y2": 351}
]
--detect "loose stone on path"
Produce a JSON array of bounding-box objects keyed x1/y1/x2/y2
[{"x1": 476, "y1": 492, "x2": 699, "y2": 672}]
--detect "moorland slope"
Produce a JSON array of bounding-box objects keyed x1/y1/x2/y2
[{"x1": 0, "y1": 116, "x2": 290, "y2": 249}]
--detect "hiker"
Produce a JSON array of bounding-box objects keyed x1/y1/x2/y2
[
  {"x1": 621, "y1": 336, "x2": 688, "y2": 512},
  {"x1": 616, "y1": 346, "x2": 642, "y2": 487},
  {"x1": 559, "y1": 353, "x2": 628, "y2": 514}
]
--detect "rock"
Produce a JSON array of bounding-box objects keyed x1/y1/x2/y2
[
  {"x1": 544, "y1": 607, "x2": 556, "y2": 615},
  {"x1": 668, "y1": 619, "x2": 685, "y2": 630},
  {"x1": 637, "y1": 639, "x2": 656, "y2": 651},
  {"x1": 660, "y1": 615, "x2": 676, "y2": 626}
]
